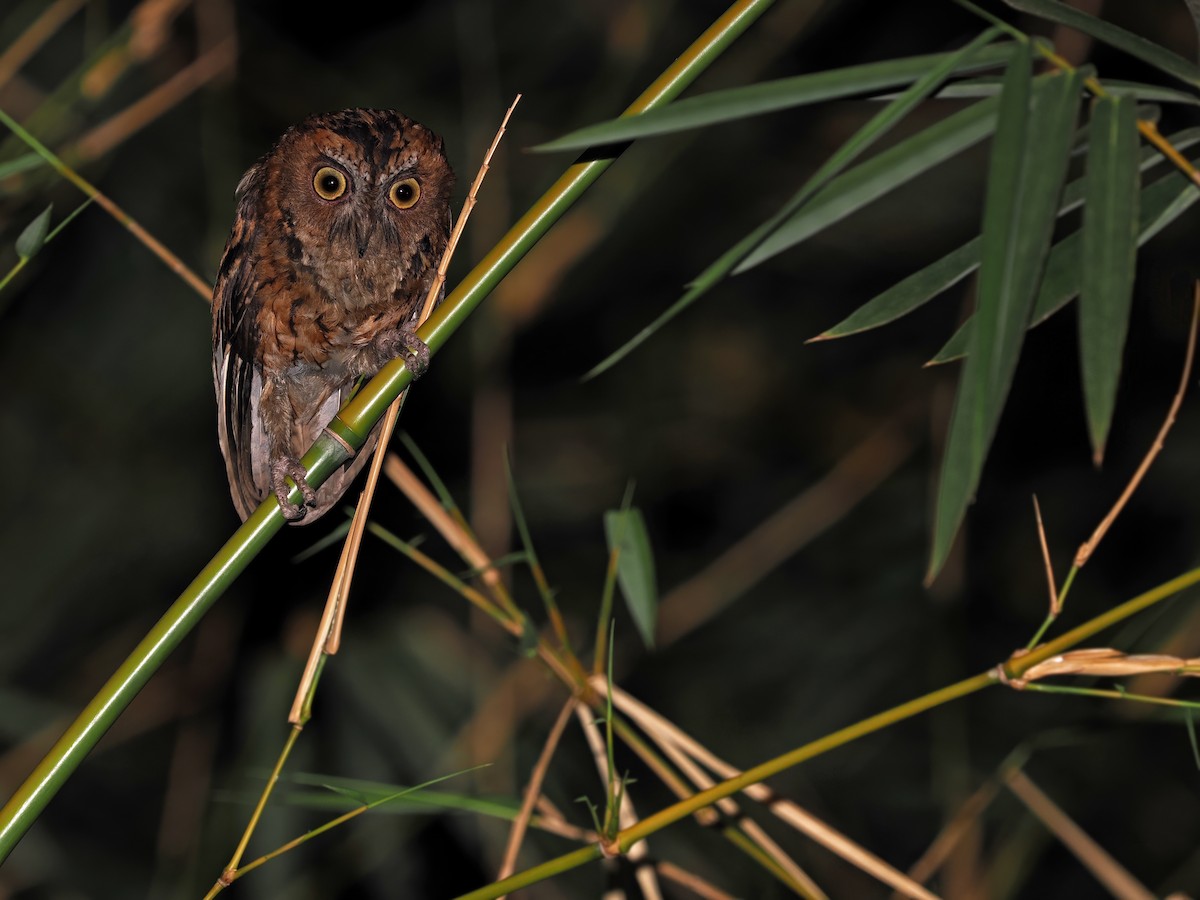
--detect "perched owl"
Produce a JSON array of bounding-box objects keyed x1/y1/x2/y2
[{"x1": 213, "y1": 108, "x2": 454, "y2": 523}]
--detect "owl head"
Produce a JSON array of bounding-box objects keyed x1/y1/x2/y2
[{"x1": 243, "y1": 107, "x2": 455, "y2": 308}]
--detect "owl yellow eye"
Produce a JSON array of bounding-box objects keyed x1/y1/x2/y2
[
  {"x1": 389, "y1": 177, "x2": 421, "y2": 209},
  {"x1": 313, "y1": 166, "x2": 347, "y2": 200}
]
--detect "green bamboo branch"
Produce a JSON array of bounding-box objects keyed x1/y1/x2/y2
[
  {"x1": 0, "y1": 106, "x2": 211, "y2": 299},
  {"x1": 458, "y1": 563, "x2": 1200, "y2": 898},
  {"x1": 0, "y1": 197, "x2": 92, "y2": 297},
  {"x1": 207, "y1": 767, "x2": 488, "y2": 897},
  {"x1": 0, "y1": 0, "x2": 777, "y2": 864},
  {"x1": 1020, "y1": 684, "x2": 1200, "y2": 709}
]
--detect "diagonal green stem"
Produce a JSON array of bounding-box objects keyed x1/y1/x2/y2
[
  {"x1": 0, "y1": 0, "x2": 776, "y2": 864},
  {"x1": 455, "y1": 564, "x2": 1200, "y2": 898}
]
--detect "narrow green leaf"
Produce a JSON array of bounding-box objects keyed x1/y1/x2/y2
[
  {"x1": 586, "y1": 26, "x2": 1005, "y2": 378},
  {"x1": 1086, "y1": 80, "x2": 1200, "y2": 107},
  {"x1": 928, "y1": 168, "x2": 1199, "y2": 364},
  {"x1": 287, "y1": 773, "x2": 521, "y2": 818},
  {"x1": 1187, "y1": 708, "x2": 1200, "y2": 770},
  {"x1": 0, "y1": 199, "x2": 93, "y2": 297},
  {"x1": 604, "y1": 508, "x2": 658, "y2": 649},
  {"x1": 928, "y1": 50, "x2": 1084, "y2": 581},
  {"x1": 815, "y1": 239, "x2": 982, "y2": 341},
  {"x1": 44, "y1": 197, "x2": 93, "y2": 244},
  {"x1": 291, "y1": 519, "x2": 353, "y2": 562},
  {"x1": 319, "y1": 783, "x2": 373, "y2": 805},
  {"x1": 0, "y1": 153, "x2": 45, "y2": 179},
  {"x1": 15, "y1": 205, "x2": 52, "y2": 259},
  {"x1": 398, "y1": 432, "x2": 460, "y2": 512},
  {"x1": 1003, "y1": 0, "x2": 1200, "y2": 89},
  {"x1": 534, "y1": 42, "x2": 1016, "y2": 152},
  {"x1": 736, "y1": 95, "x2": 999, "y2": 272},
  {"x1": 504, "y1": 448, "x2": 570, "y2": 651},
  {"x1": 1079, "y1": 95, "x2": 1140, "y2": 463},
  {"x1": 908, "y1": 76, "x2": 1200, "y2": 107},
  {"x1": 825, "y1": 128, "x2": 1200, "y2": 344}
]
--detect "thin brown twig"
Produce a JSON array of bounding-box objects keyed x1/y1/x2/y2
[
  {"x1": 604, "y1": 682, "x2": 819, "y2": 896},
  {"x1": 129, "y1": 0, "x2": 193, "y2": 60},
  {"x1": 367, "y1": 520, "x2": 517, "y2": 632},
  {"x1": 418, "y1": 94, "x2": 520, "y2": 324},
  {"x1": 0, "y1": 106, "x2": 211, "y2": 299},
  {"x1": 1074, "y1": 286, "x2": 1200, "y2": 567},
  {"x1": 497, "y1": 695, "x2": 578, "y2": 888},
  {"x1": 645, "y1": 717, "x2": 824, "y2": 898},
  {"x1": 655, "y1": 860, "x2": 737, "y2": 900},
  {"x1": 900, "y1": 778, "x2": 1001, "y2": 895},
  {"x1": 287, "y1": 517, "x2": 352, "y2": 724},
  {"x1": 287, "y1": 402, "x2": 400, "y2": 725},
  {"x1": 384, "y1": 452, "x2": 507, "y2": 598},
  {"x1": 325, "y1": 401, "x2": 403, "y2": 653},
  {"x1": 0, "y1": 0, "x2": 88, "y2": 88},
  {"x1": 1006, "y1": 769, "x2": 1154, "y2": 900},
  {"x1": 1032, "y1": 495, "x2": 1060, "y2": 615},
  {"x1": 73, "y1": 37, "x2": 236, "y2": 161},
  {"x1": 528, "y1": 805, "x2": 594, "y2": 843},
  {"x1": 596, "y1": 677, "x2": 938, "y2": 900}
]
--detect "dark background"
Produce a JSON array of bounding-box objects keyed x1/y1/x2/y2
[{"x1": 2, "y1": 1, "x2": 1199, "y2": 897}]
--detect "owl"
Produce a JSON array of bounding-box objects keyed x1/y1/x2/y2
[{"x1": 212, "y1": 108, "x2": 454, "y2": 524}]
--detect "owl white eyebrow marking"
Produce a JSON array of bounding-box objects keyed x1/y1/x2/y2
[
  {"x1": 316, "y1": 152, "x2": 359, "y2": 173},
  {"x1": 384, "y1": 151, "x2": 419, "y2": 172}
]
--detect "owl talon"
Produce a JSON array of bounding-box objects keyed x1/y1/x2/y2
[
  {"x1": 405, "y1": 337, "x2": 431, "y2": 379},
  {"x1": 271, "y1": 457, "x2": 318, "y2": 519},
  {"x1": 374, "y1": 326, "x2": 431, "y2": 380}
]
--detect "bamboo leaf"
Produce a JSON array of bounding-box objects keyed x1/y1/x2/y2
[
  {"x1": 0, "y1": 153, "x2": 45, "y2": 179},
  {"x1": 586, "y1": 26, "x2": 1005, "y2": 378},
  {"x1": 815, "y1": 239, "x2": 981, "y2": 341},
  {"x1": 604, "y1": 508, "x2": 658, "y2": 649},
  {"x1": 1079, "y1": 95, "x2": 1140, "y2": 463},
  {"x1": 1078, "y1": 80, "x2": 1200, "y2": 107},
  {"x1": 905, "y1": 76, "x2": 1200, "y2": 107},
  {"x1": 928, "y1": 51, "x2": 1084, "y2": 581},
  {"x1": 928, "y1": 167, "x2": 1198, "y2": 364},
  {"x1": 822, "y1": 128, "x2": 1200, "y2": 343},
  {"x1": 735, "y1": 96, "x2": 998, "y2": 272},
  {"x1": 288, "y1": 772, "x2": 521, "y2": 818},
  {"x1": 15, "y1": 205, "x2": 52, "y2": 259},
  {"x1": 1003, "y1": 0, "x2": 1200, "y2": 89},
  {"x1": 534, "y1": 42, "x2": 1016, "y2": 152}
]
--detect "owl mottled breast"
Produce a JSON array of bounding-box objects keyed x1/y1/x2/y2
[{"x1": 213, "y1": 108, "x2": 454, "y2": 523}]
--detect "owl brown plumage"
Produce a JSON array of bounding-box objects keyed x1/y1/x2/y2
[{"x1": 213, "y1": 108, "x2": 454, "y2": 523}]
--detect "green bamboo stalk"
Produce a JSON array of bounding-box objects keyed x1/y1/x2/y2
[
  {"x1": 0, "y1": 107, "x2": 211, "y2": 300},
  {"x1": 0, "y1": 0, "x2": 776, "y2": 864},
  {"x1": 457, "y1": 564, "x2": 1200, "y2": 898}
]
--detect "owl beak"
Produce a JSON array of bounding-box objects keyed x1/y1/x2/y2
[{"x1": 355, "y1": 213, "x2": 379, "y2": 258}]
